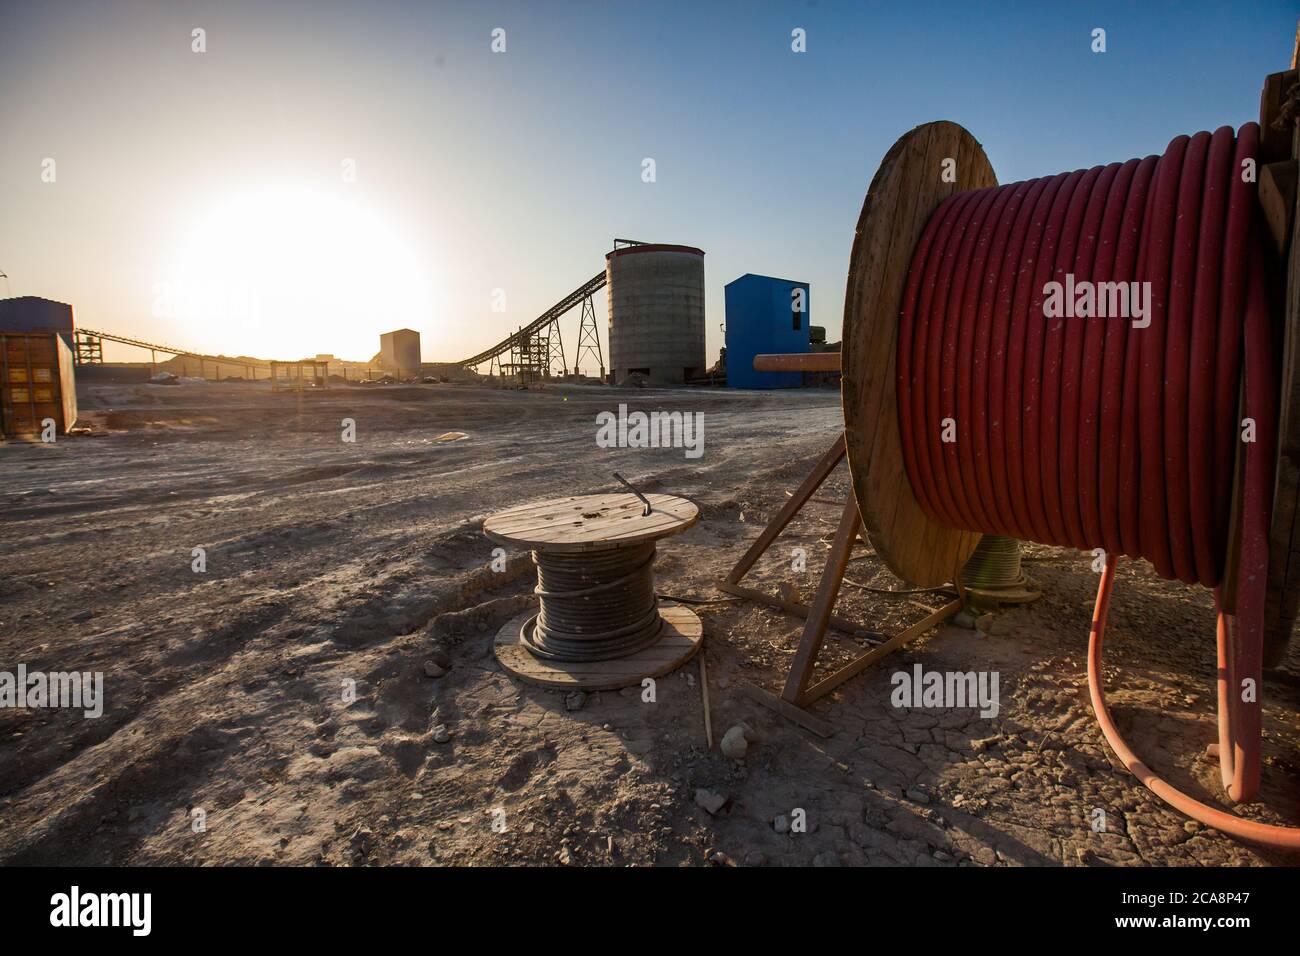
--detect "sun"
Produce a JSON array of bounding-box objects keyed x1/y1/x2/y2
[{"x1": 165, "y1": 185, "x2": 435, "y2": 361}]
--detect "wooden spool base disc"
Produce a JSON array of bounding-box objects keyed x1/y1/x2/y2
[
  {"x1": 841, "y1": 121, "x2": 995, "y2": 586},
  {"x1": 494, "y1": 602, "x2": 703, "y2": 691}
]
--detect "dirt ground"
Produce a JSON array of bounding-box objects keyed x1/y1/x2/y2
[{"x1": 2, "y1": 379, "x2": 1299, "y2": 867}]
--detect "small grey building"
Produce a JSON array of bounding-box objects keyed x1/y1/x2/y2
[{"x1": 379, "y1": 328, "x2": 421, "y2": 376}]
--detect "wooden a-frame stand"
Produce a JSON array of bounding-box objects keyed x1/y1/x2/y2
[{"x1": 719, "y1": 432, "x2": 963, "y2": 737}]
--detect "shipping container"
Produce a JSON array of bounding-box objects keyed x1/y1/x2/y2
[
  {"x1": 0, "y1": 297, "x2": 76, "y2": 352},
  {"x1": 1, "y1": 332, "x2": 78, "y2": 439}
]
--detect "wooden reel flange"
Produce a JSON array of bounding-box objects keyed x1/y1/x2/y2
[{"x1": 840, "y1": 120, "x2": 994, "y2": 587}]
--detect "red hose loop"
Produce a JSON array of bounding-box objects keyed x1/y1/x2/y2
[
  {"x1": 1138, "y1": 134, "x2": 1188, "y2": 579},
  {"x1": 959, "y1": 185, "x2": 1016, "y2": 534},
  {"x1": 1004, "y1": 173, "x2": 1068, "y2": 541},
  {"x1": 1024, "y1": 168, "x2": 1088, "y2": 544},
  {"x1": 904, "y1": 188, "x2": 981, "y2": 524},
  {"x1": 1187, "y1": 127, "x2": 1236, "y2": 586},
  {"x1": 898, "y1": 124, "x2": 1297, "y2": 846},
  {"x1": 1090, "y1": 557, "x2": 1300, "y2": 849},
  {"x1": 1215, "y1": 123, "x2": 1262, "y2": 562},
  {"x1": 1066, "y1": 162, "x2": 1123, "y2": 552},
  {"x1": 1101, "y1": 156, "x2": 1157, "y2": 560},
  {"x1": 983, "y1": 179, "x2": 1039, "y2": 537},
  {"x1": 1041, "y1": 164, "x2": 1103, "y2": 550}
]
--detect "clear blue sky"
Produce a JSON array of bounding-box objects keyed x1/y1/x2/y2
[{"x1": 1, "y1": 0, "x2": 1295, "y2": 366}]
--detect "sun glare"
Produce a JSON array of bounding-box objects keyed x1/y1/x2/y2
[{"x1": 165, "y1": 186, "x2": 434, "y2": 361}]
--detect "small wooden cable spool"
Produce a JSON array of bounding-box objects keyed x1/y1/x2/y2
[{"x1": 484, "y1": 492, "x2": 703, "y2": 691}]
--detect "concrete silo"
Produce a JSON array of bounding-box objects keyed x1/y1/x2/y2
[{"x1": 605, "y1": 244, "x2": 705, "y2": 385}]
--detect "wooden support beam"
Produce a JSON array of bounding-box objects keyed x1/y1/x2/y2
[
  {"x1": 797, "y1": 598, "x2": 962, "y2": 706},
  {"x1": 781, "y1": 496, "x2": 861, "y2": 702},
  {"x1": 1260, "y1": 69, "x2": 1298, "y2": 165},
  {"x1": 720, "y1": 429, "x2": 963, "y2": 734},
  {"x1": 738, "y1": 682, "x2": 835, "y2": 738},
  {"x1": 1260, "y1": 160, "x2": 1298, "y2": 260},
  {"x1": 718, "y1": 581, "x2": 884, "y2": 640},
  {"x1": 1262, "y1": 48, "x2": 1300, "y2": 668},
  {"x1": 724, "y1": 434, "x2": 846, "y2": 585}
]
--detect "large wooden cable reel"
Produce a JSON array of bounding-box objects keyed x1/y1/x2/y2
[
  {"x1": 729, "y1": 48, "x2": 1300, "y2": 842},
  {"x1": 735, "y1": 100, "x2": 1300, "y2": 707},
  {"x1": 841, "y1": 114, "x2": 1300, "y2": 663}
]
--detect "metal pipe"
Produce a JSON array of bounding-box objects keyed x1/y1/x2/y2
[{"x1": 753, "y1": 352, "x2": 841, "y2": 372}]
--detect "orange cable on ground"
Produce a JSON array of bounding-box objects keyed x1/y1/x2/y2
[{"x1": 1090, "y1": 556, "x2": 1300, "y2": 848}]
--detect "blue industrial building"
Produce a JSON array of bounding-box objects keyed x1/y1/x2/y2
[{"x1": 723, "y1": 274, "x2": 810, "y2": 389}]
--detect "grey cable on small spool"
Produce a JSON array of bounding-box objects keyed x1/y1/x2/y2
[{"x1": 522, "y1": 542, "x2": 664, "y2": 661}]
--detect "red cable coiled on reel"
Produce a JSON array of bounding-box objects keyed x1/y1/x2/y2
[{"x1": 898, "y1": 124, "x2": 1300, "y2": 847}]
